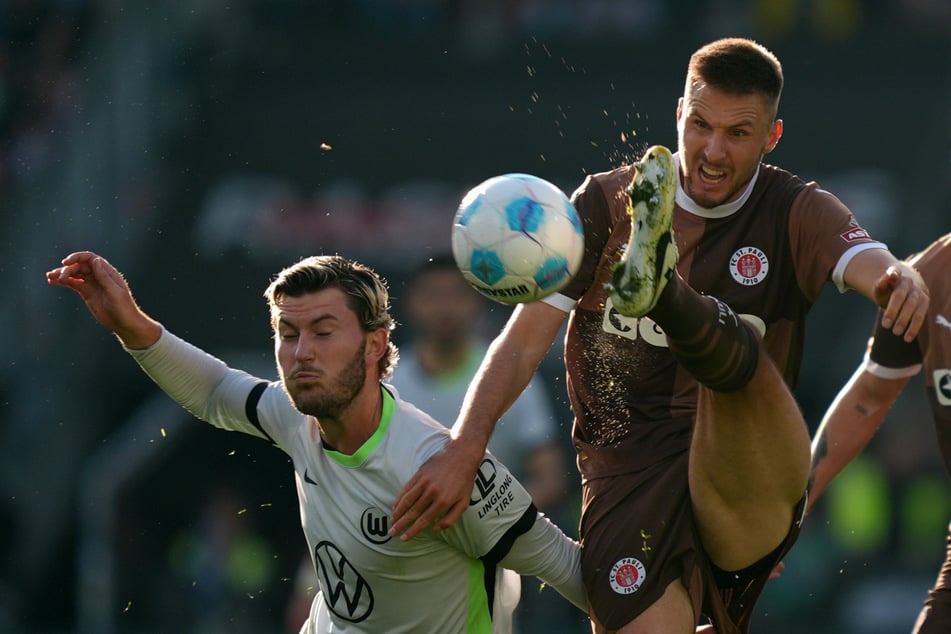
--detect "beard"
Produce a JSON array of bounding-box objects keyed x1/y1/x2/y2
[{"x1": 285, "y1": 339, "x2": 368, "y2": 420}]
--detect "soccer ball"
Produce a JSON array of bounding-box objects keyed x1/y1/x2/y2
[{"x1": 451, "y1": 173, "x2": 584, "y2": 304}]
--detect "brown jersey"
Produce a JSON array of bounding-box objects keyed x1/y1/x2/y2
[{"x1": 560, "y1": 157, "x2": 882, "y2": 480}]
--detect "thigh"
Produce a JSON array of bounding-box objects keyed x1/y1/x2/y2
[{"x1": 688, "y1": 354, "x2": 810, "y2": 570}]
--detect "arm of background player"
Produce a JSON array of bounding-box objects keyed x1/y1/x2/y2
[
  {"x1": 808, "y1": 364, "x2": 910, "y2": 511},
  {"x1": 390, "y1": 301, "x2": 567, "y2": 540}
]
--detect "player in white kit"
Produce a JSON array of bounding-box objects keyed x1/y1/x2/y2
[{"x1": 47, "y1": 251, "x2": 585, "y2": 634}]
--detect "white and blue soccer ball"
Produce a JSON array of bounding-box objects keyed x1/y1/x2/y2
[{"x1": 451, "y1": 173, "x2": 584, "y2": 305}]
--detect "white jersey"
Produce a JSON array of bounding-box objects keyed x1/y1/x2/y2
[{"x1": 127, "y1": 329, "x2": 585, "y2": 633}]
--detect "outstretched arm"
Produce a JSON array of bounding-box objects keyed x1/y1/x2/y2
[
  {"x1": 48, "y1": 251, "x2": 265, "y2": 436},
  {"x1": 46, "y1": 251, "x2": 161, "y2": 349},
  {"x1": 390, "y1": 301, "x2": 567, "y2": 541},
  {"x1": 808, "y1": 364, "x2": 910, "y2": 510},
  {"x1": 843, "y1": 249, "x2": 928, "y2": 342}
]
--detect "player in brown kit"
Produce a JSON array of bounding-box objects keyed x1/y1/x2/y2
[
  {"x1": 810, "y1": 232, "x2": 951, "y2": 633},
  {"x1": 390, "y1": 37, "x2": 930, "y2": 633}
]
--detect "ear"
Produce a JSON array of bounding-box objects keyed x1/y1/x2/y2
[
  {"x1": 676, "y1": 97, "x2": 685, "y2": 123},
  {"x1": 765, "y1": 119, "x2": 783, "y2": 154},
  {"x1": 365, "y1": 329, "x2": 389, "y2": 365}
]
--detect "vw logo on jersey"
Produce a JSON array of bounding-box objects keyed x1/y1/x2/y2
[
  {"x1": 935, "y1": 369, "x2": 951, "y2": 406},
  {"x1": 314, "y1": 540, "x2": 374, "y2": 622},
  {"x1": 729, "y1": 246, "x2": 769, "y2": 286},
  {"x1": 609, "y1": 557, "x2": 647, "y2": 595},
  {"x1": 361, "y1": 507, "x2": 391, "y2": 545}
]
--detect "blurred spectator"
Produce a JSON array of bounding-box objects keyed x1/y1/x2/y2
[
  {"x1": 390, "y1": 254, "x2": 564, "y2": 483},
  {"x1": 163, "y1": 485, "x2": 282, "y2": 634},
  {"x1": 0, "y1": 0, "x2": 90, "y2": 197}
]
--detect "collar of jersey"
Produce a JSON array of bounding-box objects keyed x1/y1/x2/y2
[
  {"x1": 673, "y1": 151, "x2": 759, "y2": 219},
  {"x1": 323, "y1": 385, "x2": 395, "y2": 467}
]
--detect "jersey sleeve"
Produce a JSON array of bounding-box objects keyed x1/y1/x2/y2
[
  {"x1": 498, "y1": 512, "x2": 585, "y2": 610},
  {"x1": 558, "y1": 173, "x2": 617, "y2": 301},
  {"x1": 787, "y1": 185, "x2": 885, "y2": 301},
  {"x1": 125, "y1": 326, "x2": 283, "y2": 443}
]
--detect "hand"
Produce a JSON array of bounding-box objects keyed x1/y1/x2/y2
[
  {"x1": 872, "y1": 263, "x2": 928, "y2": 342},
  {"x1": 390, "y1": 439, "x2": 483, "y2": 541},
  {"x1": 46, "y1": 251, "x2": 161, "y2": 348}
]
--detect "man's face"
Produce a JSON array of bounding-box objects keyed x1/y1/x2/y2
[
  {"x1": 407, "y1": 269, "x2": 482, "y2": 344},
  {"x1": 676, "y1": 83, "x2": 782, "y2": 208},
  {"x1": 273, "y1": 287, "x2": 374, "y2": 419}
]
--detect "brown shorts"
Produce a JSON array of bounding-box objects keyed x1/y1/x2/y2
[{"x1": 580, "y1": 450, "x2": 805, "y2": 632}]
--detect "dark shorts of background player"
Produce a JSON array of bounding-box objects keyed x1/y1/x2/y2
[
  {"x1": 915, "y1": 525, "x2": 951, "y2": 633},
  {"x1": 580, "y1": 450, "x2": 806, "y2": 633}
]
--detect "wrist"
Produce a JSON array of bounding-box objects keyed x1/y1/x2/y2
[
  {"x1": 116, "y1": 317, "x2": 163, "y2": 350},
  {"x1": 448, "y1": 433, "x2": 490, "y2": 465}
]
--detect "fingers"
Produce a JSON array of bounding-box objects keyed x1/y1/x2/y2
[
  {"x1": 389, "y1": 480, "x2": 430, "y2": 538},
  {"x1": 390, "y1": 482, "x2": 457, "y2": 542},
  {"x1": 389, "y1": 441, "x2": 484, "y2": 541},
  {"x1": 400, "y1": 506, "x2": 442, "y2": 542},
  {"x1": 879, "y1": 267, "x2": 929, "y2": 342},
  {"x1": 46, "y1": 252, "x2": 103, "y2": 286},
  {"x1": 390, "y1": 471, "x2": 472, "y2": 541},
  {"x1": 433, "y1": 499, "x2": 469, "y2": 533},
  {"x1": 61, "y1": 251, "x2": 101, "y2": 266}
]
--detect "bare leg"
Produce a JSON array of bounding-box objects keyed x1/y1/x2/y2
[
  {"x1": 687, "y1": 347, "x2": 810, "y2": 570},
  {"x1": 593, "y1": 579, "x2": 695, "y2": 634}
]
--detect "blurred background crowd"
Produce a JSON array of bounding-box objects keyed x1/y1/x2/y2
[{"x1": 1, "y1": 1, "x2": 948, "y2": 633}]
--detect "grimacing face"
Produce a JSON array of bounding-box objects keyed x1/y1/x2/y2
[
  {"x1": 676, "y1": 83, "x2": 782, "y2": 209},
  {"x1": 273, "y1": 287, "x2": 384, "y2": 420}
]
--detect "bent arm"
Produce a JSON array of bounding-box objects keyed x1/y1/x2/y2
[
  {"x1": 499, "y1": 513, "x2": 585, "y2": 611},
  {"x1": 808, "y1": 365, "x2": 910, "y2": 509}
]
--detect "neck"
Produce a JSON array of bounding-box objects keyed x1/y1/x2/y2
[{"x1": 315, "y1": 383, "x2": 383, "y2": 455}]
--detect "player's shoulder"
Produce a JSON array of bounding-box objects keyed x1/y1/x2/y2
[
  {"x1": 571, "y1": 164, "x2": 631, "y2": 199},
  {"x1": 909, "y1": 233, "x2": 951, "y2": 274},
  {"x1": 385, "y1": 387, "x2": 451, "y2": 456}
]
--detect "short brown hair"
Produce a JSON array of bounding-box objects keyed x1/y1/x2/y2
[{"x1": 686, "y1": 37, "x2": 783, "y2": 117}]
